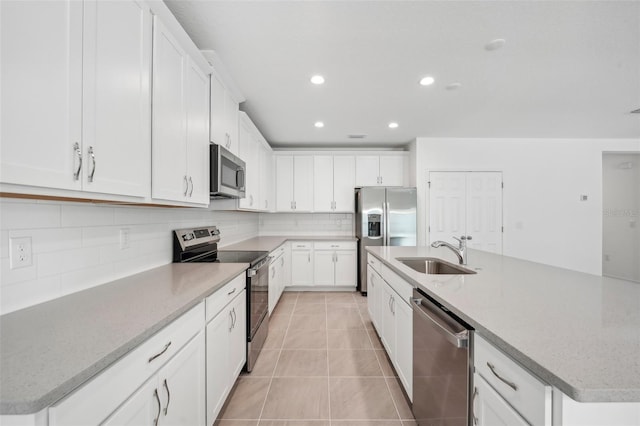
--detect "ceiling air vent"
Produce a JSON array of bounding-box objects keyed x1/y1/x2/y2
[{"x1": 348, "y1": 134, "x2": 368, "y2": 139}]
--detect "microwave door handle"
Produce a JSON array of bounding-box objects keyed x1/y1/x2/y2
[{"x1": 237, "y1": 167, "x2": 246, "y2": 190}]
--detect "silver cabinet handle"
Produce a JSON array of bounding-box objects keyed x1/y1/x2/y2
[
  {"x1": 183, "y1": 176, "x2": 188, "y2": 196},
  {"x1": 148, "y1": 342, "x2": 172, "y2": 363},
  {"x1": 291, "y1": 201, "x2": 294, "y2": 210},
  {"x1": 229, "y1": 310, "x2": 233, "y2": 331},
  {"x1": 227, "y1": 287, "x2": 236, "y2": 296},
  {"x1": 188, "y1": 176, "x2": 194, "y2": 197},
  {"x1": 163, "y1": 378, "x2": 170, "y2": 415},
  {"x1": 308, "y1": 253, "x2": 310, "y2": 262},
  {"x1": 250, "y1": 194, "x2": 253, "y2": 206},
  {"x1": 472, "y1": 387, "x2": 478, "y2": 425},
  {"x1": 153, "y1": 388, "x2": 161, "y2": 426},
  {"x1": 391, "y1": 296, "x2": 395, "y2": 315},
  {"x1": 281, "y1": 257, "x2": 284, "y2": 267},
  {"x1": 232, "y1": 307, "x2": 237, "y2": 328},
  {"x1": 331, "y1": 245, "x2": 339, "y2": 248},
  {"x1": 88, "y1": 146, "x2": 96, "y2": 182},
  {"x1": 72, "y1": 142, "x2": 82, "y2": 180},
  {"x1": 272, "y1": 268, "x2": 276, "y2": 279},
  {"x1": 487, "y1": 362, "x2": 518, "y2": 391}
]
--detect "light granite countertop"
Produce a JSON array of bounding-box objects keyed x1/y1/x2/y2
[
  {"x1": 0, "y1": 262, "x2": 248, "y2": 415},
  {"x1": 222, "y1": 235, "x2": 357, "y2": 252},
  {"x1": 366, "y1": 246, "x2": 640, "y2": 403}
]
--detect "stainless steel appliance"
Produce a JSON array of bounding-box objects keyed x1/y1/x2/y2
[
  {"x1": 210, "y1": 144, "x2": 246, "y2": 199},
  {"x1": 172, "y1": 226, "x2": 269, "y2": 372},
  {"x1": 355, "y1": 187, "x2": 417, "y2": 293},
  {"x1": 412, "y1": 288, "x2": 473, "y2": 426}
]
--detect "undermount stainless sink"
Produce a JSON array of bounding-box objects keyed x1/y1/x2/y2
[{"x1": 396, "y1": 257, "x2": 477, "y2": 275}]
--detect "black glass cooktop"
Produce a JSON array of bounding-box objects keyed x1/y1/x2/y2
[{"x1": 216, "y1": 250, "x2": 269, "y2": 266}]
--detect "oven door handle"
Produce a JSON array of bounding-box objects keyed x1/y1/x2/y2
[{"x1": 248, "y1": 256, "x2": 273, "y2": 276}]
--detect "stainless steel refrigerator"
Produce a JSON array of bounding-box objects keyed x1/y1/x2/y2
[{"x1": 355, "y1": 187, "x2": 417, "y2": 294}]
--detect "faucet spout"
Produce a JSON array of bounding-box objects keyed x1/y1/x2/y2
[{"x1": 431, "y1": 236, "x2": 471, "y2": 265}]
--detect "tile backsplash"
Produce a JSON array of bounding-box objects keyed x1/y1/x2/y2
[
  {"x1": 258, "y1": 213, "x2": 354, "y2": 236},
  {"x1": 0, "y1": 199, "x2": 258, "y2": 315}
]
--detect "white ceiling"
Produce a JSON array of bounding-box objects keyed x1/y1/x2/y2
[{"x1": 165, "y1": 0, "x2": 640, "y2": 148}]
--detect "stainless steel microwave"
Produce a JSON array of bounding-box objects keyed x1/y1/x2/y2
[{"x1": 210, "y1": 144, "x2": 246, "y2": 199}]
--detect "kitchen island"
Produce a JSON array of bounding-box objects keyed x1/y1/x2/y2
[{"x1": 367, "y1": 245, "x2": 640, "y2": 403}]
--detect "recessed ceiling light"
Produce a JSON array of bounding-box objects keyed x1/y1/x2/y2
[
  {"x1": 388, "y1": 122, "x2": 399, "y2": 129},
  {"x1": 485, "y1": 39, "x2": 506, "y2": 51},
  {"x1": 446, "y1": 82, "x2": 462, "y2": 90},
  {"x1": 310, "y1": 75, "x2": 325, "y2": 85},
  {"x1": 419, "y1": 76, "x2": 435, "y2": 86},
  {"x1": 314, "y1": 121, "x2": 324, "y2": 128}
]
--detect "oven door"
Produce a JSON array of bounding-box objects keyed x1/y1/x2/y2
[{"x1": 247, "y1": 259, "x2": 269, "y2": 339}]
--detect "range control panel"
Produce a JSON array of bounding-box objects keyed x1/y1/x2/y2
[{"x1": 174, "y1": 226, "x2": 220, "y2": 251}]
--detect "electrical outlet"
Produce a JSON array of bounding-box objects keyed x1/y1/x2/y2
[
  {"x1": 9, "y1": 237, "x2": 33, "y2": 269},
  {"x1": 120, "y1": 228, "x2": 131, "y2": 250}
]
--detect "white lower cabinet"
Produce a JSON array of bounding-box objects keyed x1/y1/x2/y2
[
  {"x1": 104, "y1": 332, "x2": 206, "y2": 426},
  {"x1": 290, "y1": 242, "x2": 314, "y2": 286},
  {"x1": 269, "y1": 245, "x2": 286, "y2": 314},
  {"x1": 472, "y1": 373, "x2": 529, "y2": 426},
  {"x1": 367, "y1": 255, "x2": 412, "y2": 399},
  {"x1": 205, "y1": 283, "x2": 246, "y2": 426}
]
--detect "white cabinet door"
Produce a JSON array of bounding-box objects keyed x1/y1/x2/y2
[
  {"x1": 293, "y1": 156, "x2": 314, "y2": 212},
  {"x1": 394, "y1": 299, "x2": 413, "y2": 401},
  {"x1": 151, "y1": 16, "x2": 187, "y2": 202},
  {"x1": 334, "y1": 251, "x2": 356, "y2": 287},
  {"x1": 185, "y1": 58, "x2": 210, "y2": 205},
  {"x1": 209, "y1": 72, "x2": 226, "y2": 148},
  {"x1": 160, "y1": 332, "x2": 206, "y2": 426},
  {"x1": 314, "y1": 251, "x2": 335, "y2": 286},
  {"x1": 380, "y1": 282, "x2": 396, "y2": 358},
  {"x1": 238, "y1": 118, "x2": 253, "y2": 209},
  {"x1": 102, "y1": 378, "x2": 159, "y2": 426},
  {"x1": 313, "y1": 156, "x2": 334, "y2": 212},
  {"x1": 291, "y1": 250, "x2": 314, "y2": 286},
  {"x1": 259, "y1": 143, "x2": 273, "y2": 211},
  {"x1": 473, "y1": 373, "x2": 529, "y2": 426},
  {"x1": 206, "y1": 305, "x2": 231, "y2": 425},
  {"x1": 1, "y1": 0, "x2": 82, "y2": 190},
  {"x1": 355, "y1": 156, "x2": 380, "y2": 187},
  {"x1": 269, "y1": 262, "x2": 278, "y2": 314},
  {"x1": 228, "y1": 291, "x2": 247, "y2": 381},
  {"x1": 81, "y1": 0, "x2": 151, "y2": 198},
  {"x1": 367, "y1": 266, "x2": 380, "y2": 329},
  {"x1": 333, "y1": 156, "x2": 356, "y2": 211},
  {"x1": 223, "y1": 90, "x2": 239, "y2": 155},
  {"x1": 276, "y1": 156, "x2": 295, "y2": 211},
  {"x1": 379, "y1": 156, "x2": 404, "y2": 186}
]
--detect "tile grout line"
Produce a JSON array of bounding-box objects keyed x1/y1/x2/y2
[
  {"x1": 255, "y1": 292, "x2": 299, "y2": 423},
  {"x1": 326, "y1": 294, "x2": 332, "y2": 426}
]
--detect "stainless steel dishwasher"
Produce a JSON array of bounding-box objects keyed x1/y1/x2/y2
[{"x1": 412, "y1": 288, "x2": 473, "y2": 426}]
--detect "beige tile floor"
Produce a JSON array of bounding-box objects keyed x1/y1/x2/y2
[{"x1": 217, "y1": 291, "x2": 416, "y2": 426}]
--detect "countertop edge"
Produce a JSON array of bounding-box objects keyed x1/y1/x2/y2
[
  {"x1": 365, "y1": 248, "x2": 640, "y2": 403},
  {"x1": 222, "y1": 235, "x2": 358, "y2": 252},
  {"x1": 0, "y1": 264, "x2": 248, "y2": 415}
]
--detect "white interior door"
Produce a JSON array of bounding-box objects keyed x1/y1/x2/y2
[{"x1": 429, "y1": 171, "x2": 503, "y2": 254}]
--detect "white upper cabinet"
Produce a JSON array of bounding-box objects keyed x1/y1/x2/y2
[
  {"x1": 209, "y1": 71, "x2": 239, "y2": 155},
  {"x1": 355, "y1": 155, "x2": 405, "y2": 187},
  {"x1": 151, "y1": 16, "x2": 209, "y2": 206},
  {"x1": 238, "y1": 112, "x2": 272, "y2": 211},
  {"x1": 1, "y1": 0, "x2": 151, "y2": 198},
  {"x1": 276, "y1": 156, "x2": 314, "y2": 212},
  {"x1": 312, "y1": 155, "x2": 355, "y2": 212}
]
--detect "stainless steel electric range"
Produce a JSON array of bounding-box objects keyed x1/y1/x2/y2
[{"x1": 172, "y1": 226, "x2": 270, "y2": 372}]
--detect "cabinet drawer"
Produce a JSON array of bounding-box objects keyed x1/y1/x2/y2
[
  {"x1": 206, "y1": 273, "x2": 246, "y2": 323},
  {"x1": 314, "y1": 241, "x2": 356, "y2": 250},
  {"x1": 290, "y1": 241, "x2": 312, "y2": 250},
  {"x1": 474, "y1": 334, "x2": 551, "y2": 426},
  {"x1": 381, "y1": 264, "x2": 413, "y2": 304},
  {"x1": 49, "y1": 303, "x2": 204, "y2": 425},
  {"x1": 367, "y1": 254, "x2": 381, "y2": 273}
]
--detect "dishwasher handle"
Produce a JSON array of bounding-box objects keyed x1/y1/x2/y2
[{"x1": 412, "y1": 297, "x2": 469, "y2": 348}]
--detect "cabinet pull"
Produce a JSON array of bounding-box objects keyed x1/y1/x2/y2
[
  {"x1": 281, "y1": 258, "x2": 284, "y2": 267},
  {"x1": 183, "y1": 176, "x2": 189, "y2": 196},
  {"x1": 153, "y1": 388, "x2": 161, "y2": 426},
  {"x1": 148, "y1": 342, "x2": 172, "y2": 363},
  {"x1": 87, "y1": 146, "x2": 96, "y2": 182},
  {"x1": 188, "y1": 176, "x2": 194, "y2": 197},
  {"x1": 471, "y1": 387, "x2": 478, "y2": 425},
  {"x1": 72, "y1": 142, "x2": 82, "y2": 180},
  {"x1": 228, "y1": 288, "x2": 236, "y2": 296},
  {"x1": 486, "y1": 362, "x2": 518, "y2": 391},
  {"x1": 229, "y1": 310, "x2": 234, "y2": 332},
  {"x1": 163, "y1": 378, "x2": 170, "y2": 416},
  {"x1": 308, "y1": 253, "x2": 311, "y2": 262},
  {"x1": 232, "y1": 307, "x2": 237, "y2": 329}
]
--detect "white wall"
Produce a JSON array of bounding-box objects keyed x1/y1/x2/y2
[
  {"x1": 602, "y1": 153, "x2": 640, "y2": 281},
  {"x1": 259, "y1": 213, "x2": 353, "y2": 236},
  {"x1": 0, "y1": 199, "x2": 259, "y2": 314},
  {"x1": 414, "y1": 138, "x2": 640, "y2": 275}
]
